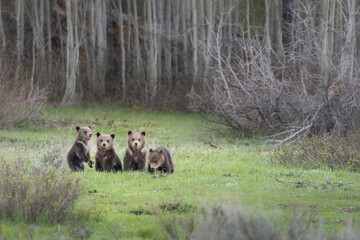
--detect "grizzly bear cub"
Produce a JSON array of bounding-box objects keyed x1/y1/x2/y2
[
  {"x1": 67, "y1": 126, "x2": 94, "y2": 172},
  {"x1": 123, "y1": 131, "x2": 146, "y2": 171},
  {"x1": 95, "y1": 132, "x2": 122, "y2": 172},
  {"x1": 147, "y1": 147, "x2": 174, "y2": 174}
]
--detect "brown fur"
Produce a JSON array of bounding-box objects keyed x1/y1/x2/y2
[
  {"x1": 123, "y1": 131, "x2": 146, "y2": 171},
  {"x1": 148, "y1": 147, "x2": 174, "y2": 174},
  {"x1": 95, "y1": 133, "x2": 122, "y2": 172},
  {"x1": 67, "y1": 126, "x2": 94, "y2": 172}
]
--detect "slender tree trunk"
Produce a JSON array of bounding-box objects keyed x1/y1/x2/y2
[
  {"x1": 118, "y1": 0, "x2": 126, "y2": 101},
  {"x1": 191, "y1": 0, "x2": 198, "y2": 92},
  {"x1": 264, "y1": 0, "x2": 271, "y2": 63},
  {"x1": 0, "y1": 1, "x2": 5, "y2": 49},
  {"x1": 132, "y1": 0, "x2": 142, "y2": 87},
  {"x1": 204, "y1": 0, "x2": 213, "y2": 77},
  {"x1": 172, "y1": 0, "x2": 180, "y2": 91},
  {"x1": 62, "y1": 0, "x2": 77, "y2": 105},
  {"x1": 45, "y1": 0, "x2": 52, "y2": 79},
  {"x1": 165, "y1": 0, "x2": 172, "y2": 88},
  {"x1": 15, "y1": 0, "x2": 24, "y2": 81},
  {"x1": 320, "y1": 0, "x2": 330, "y2": 88}
]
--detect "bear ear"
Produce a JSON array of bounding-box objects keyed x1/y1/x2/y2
[
  {"x1": 159, "y1": 149, "x2": 163, "y2": 155},
  {"x1": 110, "y1": 134, "x2": 115, "y2": 139},
  {"x1": 128, "y1": 130, "x2": 132, "y2": 136},
  {"x1": 141, "y1": 131, "x2": 146, "y2": 136},
  {"x1": 76, "y1": 126, "x2": 80, "y2": 132},
  {"x1": 88, "y1": 126, "x2": 91, "y2": 129},
  {"x1": 96, "y1": 132, "x2": 101, "y2": 137},
  {"x1": 149, "y1": 148, "x2": 153, "y2": 152}
]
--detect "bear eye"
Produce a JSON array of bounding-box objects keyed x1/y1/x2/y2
[
  {"x1": 132, "y1": 138, "x2": 135, "y2": 141},
  {"x1": 100, "y1": 140, "x2": 103, "y2": 142},
  {"x1": 138, "y1": 139, "x2": 141, "y2": 141},
  {"x1": 84, "y1": 131, "x2": 87, "y2": 134},
  {"x1": 107, "y1": 140, "x2": 109, "y2": 143}
]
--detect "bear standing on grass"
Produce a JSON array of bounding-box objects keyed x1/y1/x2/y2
[
  {"x1": 148, "y1": 147, "x2": 174, "y2": 174},
  {"x1": 123, "y1": 131, "x2": 146, "y2": 171},
  {"x1": 95, "y1": 132, "x2": 122, "y2": 172},
  {"x1": 67, "y1": 126, "x2": 94, "y2": 172}
]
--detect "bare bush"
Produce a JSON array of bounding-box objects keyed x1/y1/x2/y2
[
  {"x1": 272, "y1": 130, "x2": 360, "y2": 171},
  {"x1": 0, "y1": 54, "x2": 47, "y2": 128},
  {"x1": 190, "y1": 1, "x2": 360, "y2": 143},
  {"x1": 161, "y1": 203, "x2": 323, "y2": 240},
  {"x1": 0, "y1": 146, "x2": 82, "y2": 224}
]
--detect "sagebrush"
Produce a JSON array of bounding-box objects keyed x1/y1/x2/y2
[{"x1": 0, "y1": 145, "x2": 82, "y2": 224}]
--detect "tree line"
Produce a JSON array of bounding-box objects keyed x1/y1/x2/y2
[{"x1": 0, "y1": 1, "x2": 359, "y2": 115}]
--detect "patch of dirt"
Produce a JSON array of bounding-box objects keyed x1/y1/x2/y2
[
  {"x1": 337, "y1": 206, "x2": 360, "y2": 213},
  {"x1": 129, "y1": 209, "x2": 153, "y2": 215},
  {"x1": 0, "y1": 137, "x2": 25, "y2": 143},
  {"x1": 159, "y1": 202, "x2": 197, "y2": 214}
]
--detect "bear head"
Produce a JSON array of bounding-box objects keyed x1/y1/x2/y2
[
  {"x1": 148, "y1": 148, "x2": 165, "y2": 171},
  {"x1": 96, "y1": 132, "x2": 115, "y2": 151},
  {"x1": 127, "y1": 130, "x2": 145, "y2": 151},
  {"x1": 76, "y1": 126, "x2": 92, "y2": 142}
]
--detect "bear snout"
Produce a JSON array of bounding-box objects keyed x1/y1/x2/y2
[
  {"x1": 134, "y1": 142, "x2": 138, "y2": 147},
  {"x1": 102, "y1": 143, "x2": 106, "y2": 147},
  {"x1": 89, "y1": 133, "x2": 92, "y2": 137}
]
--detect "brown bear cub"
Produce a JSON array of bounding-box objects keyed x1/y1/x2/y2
[
  {"x1": 123, "y1": 131, "x2": 146, "y2": 171},
  {"x1": 95, "y1": 132, "x2": 122, "y2": 172},
  {"x1": 148, "y1": 147, "x2": 174, "y2": 174},
  {"x1": 67, "y1": 126, "x2": 94, "y2": 172}
]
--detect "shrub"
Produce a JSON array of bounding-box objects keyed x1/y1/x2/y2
[
  {"x1": 161, "y1": 203, "x2": 323, "y2": 240},
  {"x1": 0, "y1": 145, "x2": 82, "y2": 224},
  {"x1": 273, "y1": 130, "x2": 360, "y2": 171},
  {"x1": 0, "y1": 54, "x2": 47, "y2": 128}
]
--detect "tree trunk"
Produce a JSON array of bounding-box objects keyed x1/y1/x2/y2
[
  {"x1": 0, "y1": 1, "x2": 5, "y2": 49},
  {"x1": 118, "y1": 0, "x2": 126, "y2": 101},
  {"x1": 191, "y1": 0, "x2": 198, "y2": 92},
  {"x1": 15, "y1": 0, "x2": 24, "y2": 81}
]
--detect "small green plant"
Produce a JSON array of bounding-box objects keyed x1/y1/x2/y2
[
  {"x1": 273, "y1": 131, "x2": 360, "y2": 171},
  {"x1": 0, "y1": 146, "x2": 82, "y2": 224}
]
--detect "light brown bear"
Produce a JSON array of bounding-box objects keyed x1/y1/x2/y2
[
  {"x1": 95, "y1": 132, "x2": 122, "y2": 172},
  {"x1": 123, "y1": 131, "x2": 146, "y2": 171},
  {"x1": 147, "y1": 147, "x2": 174, "y2": 174},
  {"x1": 67, "y1": 126, "x2": 94, "y2": 172}
]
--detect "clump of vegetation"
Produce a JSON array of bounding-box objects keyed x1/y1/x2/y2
[
  {"x1": 0, "y1": 145, "x2": 82, "y2": 224},
  {"x1": 161, "y1": 203, "x2": 324, "y2": 240},
  {"x1": 273, "y1": 130, "x2": 360, "y2": 171},
  {"x1": 0, "y1": 54, "x2": 47, "y2": 128}
]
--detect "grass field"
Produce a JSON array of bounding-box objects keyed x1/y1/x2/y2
[{"x1": 0, "y1": 106, "x2": 359, "y2": 239}]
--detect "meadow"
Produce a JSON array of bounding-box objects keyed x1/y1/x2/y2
[{"x1": 0, "y1": 106, "x2": 359, "y2": 239}]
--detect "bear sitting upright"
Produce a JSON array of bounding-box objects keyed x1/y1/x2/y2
[
  {"x1": 67, "y1": 126, "x2": 94, "y2": 172},
  {"x1": 123, "y1": 131, "x2": 146, "y2": 171},
  {"x1": 148, "y1": 147, "x2": 174, "y2": 174},
  {"x1": 95, "y1": 132, "x2": 122, "y2": 172}
]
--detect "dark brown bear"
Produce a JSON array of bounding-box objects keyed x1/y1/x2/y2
[
  {"x1": 147, "y1": 147, "x2": 174, "y2": 174},
  {"x1": 67, "y1": 126, "x2": 94, "y2": 172},
  {"x1": 123, "y1": 131, "x2": 146, "y2": 171},
  {"x1": 95, "y1": 132, "x2": 122, "y2": 172}
]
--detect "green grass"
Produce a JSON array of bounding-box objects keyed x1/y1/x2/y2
[{"x1": 0, "y1": 106, "x2": 360, "y2": 239}]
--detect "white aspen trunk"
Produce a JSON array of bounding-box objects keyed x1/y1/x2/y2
[
  {"x1": 226, "y1": 0, "x2": 233, "y2": 64},
  {"x1": 165, "y1": 0, "x2": 172, "y2": 88},
  {"x1": 246, "y1": 0, "x2": 251, "y2": 40},
  {"x1": 191, "y1": 0, "x2": 198, "y2": 92},
  {"x1": 151, "y1": 0, "x2": 158, "y2": 99},
  {"x1": 172, "y1": 0, "x2": 180, "y2": 89},
  {"x1": 126, "y1": 0, "x2": 131, "y2": 55},
  {"x1": 264, "y1": 0, "x2": 271, "y2": 63},
  {"x1": 339, "y1": 0, "x2": 356, "y2": 86},
  {"x1": 320, "y1": 0, "x2": 330, "y2": 88},
  {"x1": 181, "y1": 0, "x2": 188, "y2": 76},
  {"x1": 95, "y1": 0, "x2": 107, "y2": 98},
  {"x1": 204, "y1": 0, "x2": 213, "y2": 76},
  {"x1": 62, "y1": 0, "x2": 77, "y2": 105},
  {"x1": 133, "y1": 0, "x2": 142, "y2": 84},
  {"x1": 156, "y1": 0, "x2": 163, "y2": 86},
  {"x1": 45, "y1": 0, "x2": 52, "y2": 78},
  {"x1": 15, "y1": 0, "x2": 24, "y2": 81},
  {"x1": 0, "y1": 1, "x2": 5, "y2": 49},
  {"x1": 118, "y1": 0, "x2": 126, "y2": 101}
]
